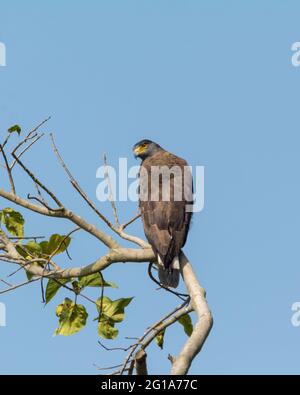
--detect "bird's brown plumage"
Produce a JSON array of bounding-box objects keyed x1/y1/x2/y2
[{"x1": 138, "y1": 148, "x2": 193, "y2": 288}]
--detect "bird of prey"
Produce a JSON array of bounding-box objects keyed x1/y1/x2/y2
[{"x1": 133, "y1": 139, "x2": 193, "y2": 288}]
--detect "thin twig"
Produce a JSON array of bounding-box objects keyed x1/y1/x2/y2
[
  {"x1": 2, "y1": 133, "x2": 11, "y2": 149},
  {"x1": 50, "y1": 278, "x2": 98, "y2": 306},
  {"x1": 11, "y1": 152, "x2": 63, "y2": 207},
  {"x1": 34, "y1": 182, "x2": 49, "y2": 208},
  {"x1": 11, "y1": 117, "x2": 51, "y2": 156},
  {"x1": 49, "y1": 227, "x2": 80, "y2": 261},
  {"x1": 0, "y1": 143, "x2": 16, "y2": 193},
  {"x1": 94, "y1": 363, "x2": 129, "y2": 371},
  {"x1": 98, "y1": 340, "x2": 133, "y2": 352},
  {"x1": 0, "y1": 278, "x2": 40, "y2": 295},
  {"x1": 120, "y1": 213, "x2": 141, "y2": 230},
  {"x1": 8, "y1": 236, "x2": 45, "y2": 240},
  {"x1": 10, "y1": 134, "x2": 44, "y2": 170},
  {"x1": 40, "y1": 277, "x2": 45, "y2": 303},
  {"x1": 7, "y1": 259, "x2": 46, "y2": 277},
  {"x1": 0, "y1": 278, "x2": 13, "y2": 287},
  {"x1": 27, "y1": 193, "x2": 62, "y2": 212},
  {"x1": 50, "y1": 133, "x2": 113, "y2": 228}
]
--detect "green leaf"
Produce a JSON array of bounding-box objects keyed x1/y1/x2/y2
[
  {"x1": 97, "y1": 296, "x2": 133, "y2": 323},
  {"x1": 7, "y1": 124, "x2": 21, "y2": 135},
  {"x1": 96, "y1": 295, "x2": 112, "y2": 313},
  {"x1": 15, "y1": 234, "x2": 70, "y2": 283},
  {"x1": 16, "y1": 241, "x2": 42, "y2": 258},
  {"x1": 25, "y1": 241, "x2": 42, "y2": 255},
  {"x1": 26, "y1": 272, "x2": 34, "y2": 281},
  {"x1": 40, "y1": 234, "x2": 71, "y2": 256},
  {"x1": 0, "y1": 208, "x2": 24, "y2": 237},
  {"x1": 54, "y1": 298, "x2": 88, "y2": 336},
  {"x1": 178, "y1": 314, "x2": 193, "y2": 337},
  {"x1": 78, "y1": 273, "x2": 118, "y2": 289},
  {"x1": 155, "y1": 328, "x2": 166, "y2": 349},
  {"x1": 15, "y1": 241, "x2": 44, "y2": 281},
  {"x1": 96, "y1": 296, "x2": 133, "y2": 340},
  {"x1": 108, "y1": 298, "x2": 133, "y2": 323},
  {"x1": 98, "y1": 318, "x2": 119, "y2": 340},
  {"x1": 45, "y1": 278, "x2": 69, "y2": 304}
]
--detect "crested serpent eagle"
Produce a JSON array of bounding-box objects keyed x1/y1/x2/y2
[{"x1": 133, "y1": 139, "x2": 193, "y2": 288}]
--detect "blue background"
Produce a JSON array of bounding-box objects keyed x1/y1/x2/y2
[{"x1": 0, "y1": 0, "x2": 300, "y2": 374}]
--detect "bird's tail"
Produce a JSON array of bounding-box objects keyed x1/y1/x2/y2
[{"x1": 158, "y1": 256, "x2": 180, "y2": 288}]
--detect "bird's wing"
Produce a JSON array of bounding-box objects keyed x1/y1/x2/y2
[{"x1": 139, "y1": 151, "x2": 193, "y2": 268}]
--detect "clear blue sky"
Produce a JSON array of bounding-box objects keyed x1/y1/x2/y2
[{"x1": 1, "y1": 0, "x2": 300, "y2": 374}]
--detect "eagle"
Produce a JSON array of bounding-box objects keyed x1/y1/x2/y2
[{"x1": 133, "y1": 139, "x2": 193, "y2": 288}]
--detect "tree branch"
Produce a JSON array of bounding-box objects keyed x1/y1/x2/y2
[
  {"x1": 0, "y1": 121, "x2": 213, "y2": 375},
  {"x1": 11, "y1": 151, "x2": 63, "y2": 207},
  {"x1": 10, "y1": 117, "x2": 51, "y2": 159},
  {"x1": 0, "y1": 188, "x2": 119, "y2": 249},
  {"x1": 0, "y1": 143, "x2": 16, "y2": 193},
  {"x1": 170, "y1": 252, "x2": 213, "y2": 375},
  {"x1": 135, "y1": 350, "x2": 148, "y2": 375}
]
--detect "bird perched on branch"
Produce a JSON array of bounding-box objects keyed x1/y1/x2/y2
[{"x1": 133, "y1": 139, "x2": 193, "y2": 288}]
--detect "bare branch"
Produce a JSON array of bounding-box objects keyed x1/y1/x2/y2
[
  {"x1": 10, "y1": 133, "x2": 44, "y2": 170},
  {"x1": 0, "y1": 227, "x2": 154, "y2": 280},
  {"x1": 0, "y1": 143, "x2": 16, "y2": 193},
  {"x1": 98, "y1": 341, "x2": 133, "y2": 352},
  {"x1": 50, "y1": 133, "x2": 114, "y2": 228},
  {"x1": 0, "y1": 188, "x2": 119, "y2": 248},
  {"x1": 170, "y1": 252, "x2": 213, "y2": 375},
  {"x1": 0, "y1": 278, "x2": 40, "y2": 295},
  {"x1": 114, "y1": 227, "x2": 150, "y2": 249},
  {"x1": 11, "y1": 152, "x2": 63, "y2": 207},
  {"x1": 27, "y1": 193, "x2": 59, "y2": 211},
  {"x1": 8, "y1": 236, "x2": 45, "y2": 240},
  {"x1": 11, "y1": 117, "x2": 51, "y2": 155},
  {"x1": 46, "y1": 247, "x2": 155, "y2": 279},
  {"x1": 94, "y1": 363, "x2": 130, "y2": 372},
  {"x1": 120, "y1": 213, "x2": 141, "y2": 230},
  {"x1": 2, "y1": 133, "x2": 11, "y2": 149},
  {"x1": 0, "y1": 278, "x2": 13, "y2": 287}
]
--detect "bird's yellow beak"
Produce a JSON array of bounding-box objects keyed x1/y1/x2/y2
[{"x1": 134, "y1": 145, "x2": 147, "y2": 156}]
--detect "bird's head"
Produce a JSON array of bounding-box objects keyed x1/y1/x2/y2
[{"x1": 133, "y1": 139, "x2": 163, "y2": 160}]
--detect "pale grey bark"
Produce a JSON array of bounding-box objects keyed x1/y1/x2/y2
[{"x1": 171, "y1": 253, "x2": 213, "y2": 374}]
